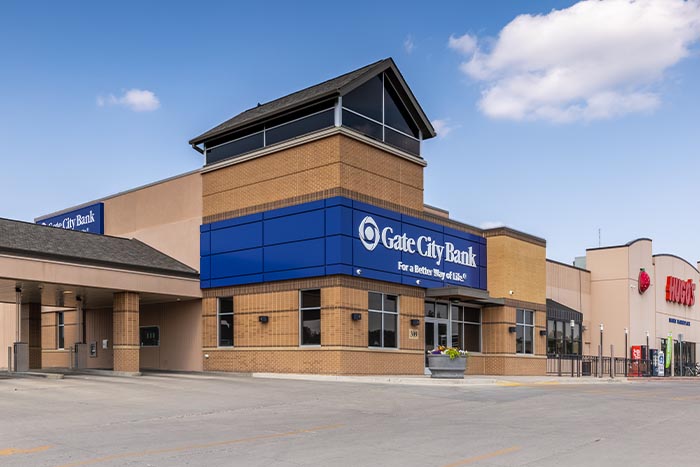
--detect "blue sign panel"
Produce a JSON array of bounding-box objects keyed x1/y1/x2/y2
[
  {"x1": 37, "y1": 203, "x2": 104, "y2": 234},
  {"x1": 200, "y1": 197, "x2": 487, "y2": 290}
]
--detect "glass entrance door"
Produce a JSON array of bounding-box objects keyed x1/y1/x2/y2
[{"x1": 424, "y1": 302, "x2": 449, "y2": 368}]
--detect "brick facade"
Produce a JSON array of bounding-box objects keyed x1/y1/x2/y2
[
  {"x1": 198, "y1": 133, "x2": 549, "y2": 376},
  {"x1": 202, "y1": 134, "x2": 424, "y2": 221},
  {"x1": 113, "y1": 291, "x2": 140, "y2": 373}
]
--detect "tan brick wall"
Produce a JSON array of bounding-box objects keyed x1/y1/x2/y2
[
  {"x1": 41, "y1": 350, "x2": 71, "y2": 368},
  {"x1": 203, "y1": 348, "x2": 424, "y2": 375},
  {"x1": 486, "y1": 234, "x2": 546, "y2": 304},
  {"x1": 202, "y1": 276, "x2": 426, "y2": 374},
  {"x1": 482, "y1": 305, "x2": 546, "y2": 356},
  {"x1": 202, "y1": 134, "x2": 424, "y2": 219},
  {"x1": 113, "y1": 292, "x2": 140, "y2": 372}
]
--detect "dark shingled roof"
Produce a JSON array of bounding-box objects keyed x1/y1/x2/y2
[
  {"x1": 189, "y1": 57, "x2": 436, "y2": 146},
  {"x1": 0, "y1": 218, "x2": 199, "y2": 279}
]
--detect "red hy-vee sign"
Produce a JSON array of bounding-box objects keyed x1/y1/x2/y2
[{"x1": 665, "y1": 276, "x2": 695, "y2": 306}]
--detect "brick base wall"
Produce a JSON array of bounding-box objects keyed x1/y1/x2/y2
[
  {"x1": 203, "y1": 348, "x2": 424, "y2": 375},
  {"x1": 41, "y1": 350, "x2": 71, "y2": 368}
]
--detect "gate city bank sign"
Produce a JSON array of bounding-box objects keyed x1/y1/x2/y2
[
  {"x1": 358, "y1": 215, "x2": 477, "y2": 283},
  {"x1": 199, "y1": 197, "x2": 487, "y2": 290},
  {"x1": 36, "y1": 203, "x2": 104, "y2": 234}
]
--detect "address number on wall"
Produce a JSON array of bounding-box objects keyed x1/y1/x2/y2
[{"x1": 408, "y1": 329, "x2": 419, "y2": 340}]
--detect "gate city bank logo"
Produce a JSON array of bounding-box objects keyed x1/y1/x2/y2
[
  {"x1": 357, "y1": 215, "x2": 477, "y2": 268},
  {"x1": 358, "y1": 216, "x2": 380, "y2": 251}
]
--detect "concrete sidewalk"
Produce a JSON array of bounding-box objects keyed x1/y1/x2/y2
[{"x1": 250, "y1": 372, "x2": 630, "y2": 386}]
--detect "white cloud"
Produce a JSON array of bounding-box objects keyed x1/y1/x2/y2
[
  {"x1": 97, "y1": 89, "x2": 160, "y2": 112},
  {"x1": 431, "y1": 118, "x2": 459, "y2": 138},
  {"x1": 480, "y1": 221, "x2": 505, "y2": 230},
  {"x1": 450, "y1": 0, "x2": 700, "y2": 122},
  {"x1": 448, "y1": 33, "x2": 477, "y2": 55},
  {"x1": 404, "y1": 35, "x2": 415, "y2": 54}
]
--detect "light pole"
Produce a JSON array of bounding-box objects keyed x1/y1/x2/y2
[
  {"x1": 624, "y1": 328, "x2": 628, "y2": 377},
  {"x1": 599, "y1": 323, "x2": 604, "y2": 378},
  {"x1": 570, "y1": 320, "x2": 575, "y2": 377},
  {"x1": 645, "y1": 330, "x2": 650, "y2": 377}
]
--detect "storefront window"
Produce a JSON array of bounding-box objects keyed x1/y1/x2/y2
[
  {"x1": 369, "y1": 292, "x2": 398, "y2": 348},
  {"x1": 516, "y1": 309, "x2": 534, "y2": 354},
  {"x1": 546, "y1": 319, "x2": 582, "y2": 356},
  {"x1": 57, "y1": 312, "x2": 65, "y2": 350},
  {"x1": 450, "y1": 305, "x2": 481, "y2": 352},
  {"x1": 218, "y1": 297, "x2": 234, "y2": 347},
  {"x1": 300, "y1": 289, "x2": 321, "y2": 346}
]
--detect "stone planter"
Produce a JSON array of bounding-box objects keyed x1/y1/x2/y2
[{"x1": 427, "y1": 354, "x2": 467, "y2": 379}]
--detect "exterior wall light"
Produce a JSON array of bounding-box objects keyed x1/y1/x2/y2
[
  {"x1": 259, "y1": 316, "x2": 269, "y2": 323},
  {"x1": 410, "y1": 319, "x2": 420, "y2": 326},
  {"x1": 351, "y1": 313, "x2": 362, "y2": 321},
  {"x1": 539, "y1": 330, "x2": 547, "y2": 336},
  {"x1": 508, "y1": 326, "x2": 517, "y2": 333}
]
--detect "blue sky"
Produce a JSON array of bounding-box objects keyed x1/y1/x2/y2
[{"x1": 1, "y1": 0, "x2": 699, "y2": 264}]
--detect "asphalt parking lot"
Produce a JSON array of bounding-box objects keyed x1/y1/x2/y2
[{"x1": 0, "y1": 373, "x2": 698, "y2": 466}]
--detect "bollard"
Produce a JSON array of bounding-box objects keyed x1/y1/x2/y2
[
  {"x1": 611, "y1": 344, "x2": 615, "y2": 378},
  {"x1": 7, "y1": 346, "x2": 11, "y2": 372}
]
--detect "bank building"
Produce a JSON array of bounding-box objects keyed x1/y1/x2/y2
[{"x1": 1, "y1": 58, "x2": 694, "y2": 377}]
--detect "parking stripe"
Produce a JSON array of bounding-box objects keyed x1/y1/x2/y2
[
  {"x1": 441, "y1": 446, "x2": 521, "y2": 466},
  {"x1": 0, "y1": 445, "x2": 52, "y2": 456},
  {"x1": 55, "y1": 424, "x2": 343, "y2": 467}
]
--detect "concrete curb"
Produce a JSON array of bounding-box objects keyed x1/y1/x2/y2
[
  {"x1": 0, "y1": 371, "x2": 64, "y2": 379},
  {"x1": 250, "y1": 372, "x2": 631, "y2": 387}
]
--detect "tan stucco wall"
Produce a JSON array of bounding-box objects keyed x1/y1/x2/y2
[
  {"x1": 0, "y1": 255, "x2": 201, "y2": 299},
  {"x1": 140, "y1": 299, "x2": 202, "y2": 371},
  {"x1": 102, "y1": 172, "x2": 202, "y2": 270},
  {"x1": 0, "y1": 303, "x2": 16, "y2": 370},
  {"x1": 546, "y1": 260, "x2": 592, "y2": 353},
  {"x1": 653, "y1": 255, "x2": 700, "y2": 352}
]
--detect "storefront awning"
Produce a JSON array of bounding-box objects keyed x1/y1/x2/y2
[{"x1": 425, "y1": 286, "x2": 504, "y2": 306}]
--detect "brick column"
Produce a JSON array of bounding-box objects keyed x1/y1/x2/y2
[
  {"x1": 27, "y1": 303, "x2": 42, "y2": 369},
  {"x1": 113, "y1": 292, "x2": 140, "y2": 373}
]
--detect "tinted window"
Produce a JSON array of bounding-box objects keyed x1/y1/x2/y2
[
  {"x1": 301, "y1": 289, "x2": 321, "y2": 309},
  {"x1": 383, "y1": 313, "x2": 397, "y2": 348},
  {"x1": 465, "y1": 323, "x2": 480, "y2": 352},
  {"x1": 219, "y1": 314, "x2": 233, "y2": 347},
  {"x1": 383, "y1": 295, "x2": 398, "y2": 313},
  {"x1": 343, "y1": 110, "x2": 383, "y2": 141},
  {"x1": 206, "y1": 131, "x2": 264, "y2": 164},
  {"x1": 424, "y1": 302, "x2": 435, "y2": 318},
  {"x1": 140, "y1": 326, "x2": 160, "y2": 347},
  {"x1": 384, "y1": 128, "x2": 420, "y2": 156},
  {"x1": 368, "y1": 311, "x2": 382, "y2": 347},
  {"x1": 369, "y1": 292, "x2": 383, "y2": 311},
  {"x1": 218, "y1": 297, "x2": 234, "y2": 347},
  {"x1": 301, "y1": 308, "x2": 321, "y2": 345},
  {"x1": 384, "y1": 79, "x2": 418, "y2": 137},
  {"x1": 300, "y1": 289, "x2": 321, "y2": 346},
  {"x1": 266, "y1": 109, "x2": 334, "y2": 146},
  {"x1": 343, "y1": 76, "x2": 383, "y2": 121},
  {"x1": 463, "y1": 308, "x2": 480, "y2": 323}
]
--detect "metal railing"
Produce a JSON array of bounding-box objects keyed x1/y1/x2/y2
[
  {"x1": 546, "y1": 354, "x2": 582, "y2": 377},
  {"x1": 548, "y1": 354, "x2": 661, "y2": 378}
]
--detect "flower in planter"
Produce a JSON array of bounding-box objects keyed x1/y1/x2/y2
[{"x1": 427, "y1": 346, "x2": 468, "y2": 360}]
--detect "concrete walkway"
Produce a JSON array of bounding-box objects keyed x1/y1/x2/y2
[{"x1": 251, "y1": 372, "x2": 631, "y2": 386}]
